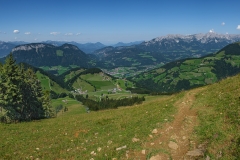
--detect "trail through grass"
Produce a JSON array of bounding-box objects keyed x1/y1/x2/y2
[{"x1": 1, "y1": 74, "x2": 239, "y2": 159}]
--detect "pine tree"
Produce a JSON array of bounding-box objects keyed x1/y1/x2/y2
[
  {"x1": 0, "y1": 53, "x2": 53, "y2": 123},
  {"x1": 42, "y1": 90, "x2": 54, "y2": 118},
  {"x1": 0, "y1": 62, "x2": 3, "y2": 116},
  {"x1": 19, "y1": 66, "x2": 45, "y2": 120},
  {"x1": 0, "y1": 53, "x2": 22, "y2": 122}
]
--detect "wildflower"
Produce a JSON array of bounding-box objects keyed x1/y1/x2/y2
[
  {"x1": 107, "y1": 140, "x2": 112, "y2": 145},
  {"x1": 97, "y1": 147, "x2": 102, "y2": 152}
]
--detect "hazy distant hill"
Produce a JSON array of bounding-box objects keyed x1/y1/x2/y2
[
  {"x1": 112, "y1": 41, "x2": 143, "y2": 47},
  {"x1": 130, "y1": 42, "x2": 240, "y2": 93},
  {"x1": 5, "y1": 43, "x2": 93, "y2": 68},
  {"x1": 42, "y1": 41, "x2": 106, "y2": 53},
  {"x1": 0, "y1": 41, "x2": 27, "y2": 58},
  {"x1": 94, "y1": 33, "x2": 240, "y2": 68}
]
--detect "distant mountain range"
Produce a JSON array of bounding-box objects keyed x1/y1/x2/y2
[
  {"x1": 112, "y1": 41, "x2": 144, "y2": 47},
  {"x1": 1, "y1": 33, "x2": 240, "y2": 94},
  {"x1": 41, "y1": 41, "x2": 106, "y2": 53},
  {"x1": 93, "y1": 32, "x2": 240, "y2": 68},
  {"x1": 1, "y1": 32, "x2": 240, "y2": 72},
  {"x1": 0, "y1": 41, "x2": 27, "y2": 58},
  {"x1": 0, "y1": 40, "x2": 144, "y2": 58}
]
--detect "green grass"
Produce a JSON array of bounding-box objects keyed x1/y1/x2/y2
[
  {"x1": 81, "y1": 73, "x2": 107, "y2": 81},
  {"x1": 0, "y1": 93, "x2": 178, "y2": 159},
  {"x1": 90, "y1": 81, "x2": 115, "y2": 90},
  {"x1": 192, "y1": 74, "x2": 240, "y2": 159},
  {"x1": 72, "y1": 78, "x2": 95, "y2": 92},
  {"x1": 51, "y1": 97, "x2": 81, "y2": 108},
  {"x1": 36, "y1": 71, "x2": 68, "y2": 94},
  {"x1": 39, "y1": 65, "x2": 73, "y2": 76},
  {"x1": 64, "y1": 69, "x2": 85, "y2": 82},
  {"x1": 56, "y1": 50, "x2": 63, "y2": 56},
  {"x1": 80, "y1": 73, "x2": 116, "y2": 90},
  {"x1": 1, "y1": 73, "x2": 240, "y2": 159},
  {"x1": 114, "y1": 79, "x2": 134, "y2": 90}
]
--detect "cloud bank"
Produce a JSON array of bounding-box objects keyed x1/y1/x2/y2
[
  {"x1": 65, "y1": 33, "x2": 73, "y2": 36},
  {"x1": 25, "y1": 32, "x2": 31, "y2": 35},
  {"x1": 13, "y1": 30, "x2": 20, "y2": 34},
  {"x1": 50, "y1": 32, "x2": 60, "y2": 35},
  {"x1": 209, "y1": 29, "x2": 214, "y2": 33},
  {"x1": 237, "y1": 25, "x2": 240, "y2": 30}
]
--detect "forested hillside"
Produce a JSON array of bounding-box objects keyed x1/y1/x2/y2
[
  {"x1": 130, "y1": 42, "x2": 240, "y2": 93},
  {"x1": 8, "y1": 43, "x2": 93, "y2": 67}
]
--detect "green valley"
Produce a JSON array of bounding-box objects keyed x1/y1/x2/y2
[
  {"x1": 130, "y1": 42, "x2": 240, "y2": 93},
  {"x1": 1, "y1": 36, "x2": 240, "y2": 160}
]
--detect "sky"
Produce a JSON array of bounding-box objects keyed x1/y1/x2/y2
[{"x1": 0, "y1": 0, "x2": 240, "y2": 44}]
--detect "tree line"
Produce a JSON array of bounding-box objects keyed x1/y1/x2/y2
[
  {"x1": 75, "y1": 94, "x2": 145, "y2": 111},
  {"x1": 0, "y1": 53, "x2": 54, "y2": 123}
]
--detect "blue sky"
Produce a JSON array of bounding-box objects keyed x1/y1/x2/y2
[{"x1": 0, "y1": 0, "x2": 240, "y2": 44}]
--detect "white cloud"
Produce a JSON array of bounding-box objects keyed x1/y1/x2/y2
[
  {"x1": 221, "y1": 22, "x2": 225, "y2": 26},
  {"x1": 14, "y1": 37, "x2": 17, "y2": 39},
  {"x1": 25, "y1": 32, "x2": 31, "y2": 35},
  {"x1": 13, "y1": 30, "x2": 20, "y2": 34},
  {"x1": 50, "y1": 32, "x2": 60, "y2": 35},
  {"x1": 209, "y1": 29, "x2": 214, "y2": 33},
  {"x1": 34, "y1": 38, "x2": 38, "y2": 41},
  {"x1": 76, "y1": 33, "x2": 81, "y2": 36},
  {"x1": 65, "y1": 33, "x2": 73, "y2": 36},
  {"x1": 237, "y1": 25, "x2": 240, "y2": 30}
]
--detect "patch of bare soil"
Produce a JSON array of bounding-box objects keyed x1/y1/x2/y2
[{"x1": 127, "y1": 88, "x2": 204, "y2": 160}]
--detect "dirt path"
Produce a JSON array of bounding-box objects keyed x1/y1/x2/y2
[{"x1": 128, "y1": 88, "x2": 203, "y2": 160}]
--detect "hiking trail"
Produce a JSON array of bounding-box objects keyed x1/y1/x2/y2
[{"x1": 128, "y1": 88, "x2": 204, "y2": 160}]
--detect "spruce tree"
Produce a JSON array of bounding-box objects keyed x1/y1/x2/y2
[
  {"x1": 42, "y1": 90, "x2": 54, "y2": 118},
  {"x1": 19, "y1": 66, "x2": 45, "y2": 120},
  {"x1": 0, "y1": 53, "x2": 22, "y2": 122},
  {"x1": 0, "y1": 53, "x2": 53, "y2": 122}
]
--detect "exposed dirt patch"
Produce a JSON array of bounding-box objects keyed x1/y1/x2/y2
[
  {"x1": 127, "y1": 88, "x2": 204, "y2": 160},
  {"x1": 74, "y1": 129, "x2": 88, "y2": 138}
]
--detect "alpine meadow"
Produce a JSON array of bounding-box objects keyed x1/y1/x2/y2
[{"x1": 1, "y1": 0, "x2": 240, "y2": 159}]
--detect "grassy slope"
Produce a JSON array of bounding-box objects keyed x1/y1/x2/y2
[
  {"x1": 1, "y1": 74, "x2": 239, "y2": 159},
  {"x1": 80, "y1": 73, "x2": 115, "y2": 90},
  {"x1": 36, "y1": 71, "x2": 68, "y2": 94},
  {"x1": 191, "y1": 74, "x2": 240, "y2": 159},
  {"x1": 0, "y1": 93, "x2": 179, "y2": 159},
  {"x1": 64, "y1": 69, "x2": 85, "y2": 82}
]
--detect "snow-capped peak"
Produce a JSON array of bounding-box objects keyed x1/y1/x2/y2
[{"x1": 142, "y1": 32, "x2": 240, "y2": 46}]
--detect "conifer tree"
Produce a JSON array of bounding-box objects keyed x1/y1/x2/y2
[
  {"x1": 19, "y1": 66, "x2": 45, "y2": 120},
  {"x1": 42, "y1": 90, "x2": 54, "y2": 118},
  {"x1": 0, "y1": 53, "x2": 22, "y2": 122},
  {"x1": 0, "y1": 53, "x2": 53, "y2": 122}
]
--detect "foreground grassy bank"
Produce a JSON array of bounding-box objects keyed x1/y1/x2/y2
[
  {"x1": 192, "y1": 74, "x2": 240, "y2": 159},
  {"x1": 0, "y1": 94, "x2": 180, "y2": 159}
]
